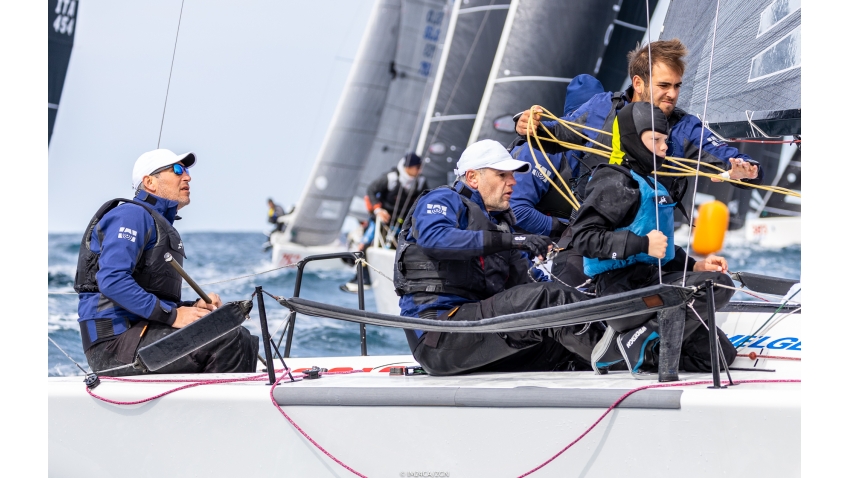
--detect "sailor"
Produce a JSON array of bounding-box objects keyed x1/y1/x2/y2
[
  {"x1": 569, "y1": 102, "x2": 737, "y2": 375},
  {"x1": 508, "y1": 74, "x2": 605, "y2": 238},
  {"x1": 514, "y1": 39, "x2": 763, "y2": 288},
  {"x1": 362, "y1": 152, "x2": 429, "y2": 248},
  {"x1": 394, "y1": 139, "x2": 602, "y2": 376},
  {"x1": 74, "y1": 149, "x2": 259, "y2": 376},
  {"x1": 267, "y1": 197, "x2": 286, "y2": 233},
  {"x1": 507, "y1": 74, "x2": 604, "y2": 287}
]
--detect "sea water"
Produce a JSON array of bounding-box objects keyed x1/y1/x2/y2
[{"x1": 47, "y1": 232, "x2": 801, "y2": 376}]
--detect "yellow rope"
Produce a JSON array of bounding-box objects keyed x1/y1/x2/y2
[{"x1": 519, "y1": 105, "x2": 802, "y2": 200}]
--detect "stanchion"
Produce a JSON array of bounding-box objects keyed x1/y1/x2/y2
[
  {"x1": 705, "y1": 280, "x2": 725, "y2": 389},
  {"x1": 255, "y1": 286, "x2": 276, "y2": 385}
]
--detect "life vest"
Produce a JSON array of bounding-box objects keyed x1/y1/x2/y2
[
  {"x1": 75, "y1": 198, "x2": 186, "y2": 347},
  {"x1": 583, "y1": 167, "x2": 677, "y2": 277},
  {"x1": 393, "y1": 184, "x2": 514, "y2": 301}
]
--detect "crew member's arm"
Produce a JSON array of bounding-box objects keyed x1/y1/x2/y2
[
  {"x1": 510, "y1": 146, "x2": 569, "y2": 237},
  {"x1": 673, "y1": 114, "x2": 763, "y2": 186},
  {"x1": 569, "y1": 168, "x2": 648, "y2": 260},
  {"x1": 94, "y1": 208, "x2": 210, "y2": 329},
  {"x1": 514, "y1": 107, "x2": 589, "y2": 155},
  {"x1": 366, "y1": 175, "x2": 391, "y2": 223}
]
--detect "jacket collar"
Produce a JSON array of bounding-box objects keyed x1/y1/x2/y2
[{"x1": 133, "y1": 191, "x2": 180, "y2": 224}]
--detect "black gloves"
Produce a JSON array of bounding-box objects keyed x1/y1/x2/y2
[
  {"x1": 511, "y1": 234, "x2": 551, "y2": 258},
  {"x1": 483, "y1": 231, "x2": 551, "y2": 257}
]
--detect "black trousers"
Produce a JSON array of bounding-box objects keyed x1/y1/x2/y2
[
  {"x1": 594, "y1": 264, "x2": 737, "y2": 372},
  {"x1": 85, "y1": 321, "x2": 259, "y2": 376},
  {"x1": 409, "y1": 282, "x2": 603, "y2": 376}
]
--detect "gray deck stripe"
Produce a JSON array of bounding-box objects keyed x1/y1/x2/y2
[{"x1": 274, "y1": 387, "x2": 681, "y2": 409}]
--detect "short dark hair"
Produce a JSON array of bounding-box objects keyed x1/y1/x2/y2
[{"x1": 628, "y1": 39, "x2": 687, "y2": 83}]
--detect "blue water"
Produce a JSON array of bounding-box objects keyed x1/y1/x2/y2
[{"x1": 47, "y1": 232, "x2": 801, "y2": 376}]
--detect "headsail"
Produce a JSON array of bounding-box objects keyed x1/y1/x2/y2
[
  {"x1": 49, "y1": 0, "x2": 79, "y2": 144},
  {"x1": 660, "y1": 0, "x2": 801, "y2": 138},
  {"x1": 416, "y1": 0, "x2": 511, "y2": 188}
]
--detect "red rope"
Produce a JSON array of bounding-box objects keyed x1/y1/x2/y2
[
  {"x1": 270, "y1": 369, "x2": 368, "y2": 478},
  {"x1": 737, "y1": 352, "x2": 801, "y2": 361},
  {"x1": 515, "y1": 378, "x2": 800, "y2": 477}
]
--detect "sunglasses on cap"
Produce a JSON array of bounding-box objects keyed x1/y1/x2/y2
[{"x1": 151, "y1": 163, "x2": 190, "y2": 176}]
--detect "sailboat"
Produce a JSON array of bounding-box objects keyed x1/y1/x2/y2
[
  {"x1": 268, "y1": 0, "x2": 451, "y2": 270},
  {"x1": 49, "y1": 0, "x2": 78, "y2": 144},
  {"x1": 49, "y1": 1, "x2": 801, "y2": 476}
]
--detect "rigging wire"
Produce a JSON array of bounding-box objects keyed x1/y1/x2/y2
[
  {"x1": 682, "y1": 0, "x2": 723, "y2": 285},
  {"x1": 157, "y1": 0, "x2": 185, "y2": 149},
  {"x1": 643, "y1": 0, "x2": 662, "y2": 286}
]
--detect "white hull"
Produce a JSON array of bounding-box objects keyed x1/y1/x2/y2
[
  {"x1": 269, "y1": 230, "x2": 352, "y2": 271},
  {"x1": 49, "y1": 304, "x2": 801, "y2": 477},
  {"x1": 366, "y1": 246, "x2": 402, "y2": 315},
  {"x1": 742, "y1": 215, "x2": 801, "y2": 249}
]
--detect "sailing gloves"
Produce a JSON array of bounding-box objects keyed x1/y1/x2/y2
[{"x1": 484, "y1": 232, "x2": 551, "y2": 258}]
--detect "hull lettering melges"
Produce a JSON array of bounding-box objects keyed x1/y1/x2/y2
[{"x1": 728, "y1": 335, "x2": 802, "y2": 351}]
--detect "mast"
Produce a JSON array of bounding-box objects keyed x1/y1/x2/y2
[
  {"x1": 416, "y1": 0, "x2": 511, "y2": 188},
  {"x1": 288, "y1": 0, "x2": 403, "y2": 246},
  {"x1": 49, "y1": 0, "x2": 79, "y2": 144}
]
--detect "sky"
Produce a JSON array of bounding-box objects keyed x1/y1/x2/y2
[{"x1": 47, "y1": 0, "x2": 377, "y2": 233}]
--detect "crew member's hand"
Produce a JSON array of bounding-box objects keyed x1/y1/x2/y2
[
  {"x1": 512, "y1": 234, "x2": 551, "y2": 259},
  {"x1": 646, "y1": 230, "x2": 668, "y2": 259},
  {"x1": 196, "y1": 292, "x2": 222, "y2": 311},
  {"x1": 713, "y1": 157, "x2": 758, "y2": 182},
  {"x1": 515, "y1": 107, "x2": 542, "y2": 136},
  {"x1": 375, "y1": 207, "x2": 391, "y2": 224},
  {"x1": 694, "y1": 254, "x2": 728, "y2": 273},
  {"x1": 173, "y1": 306, "x2": 210, "y2": 328}
]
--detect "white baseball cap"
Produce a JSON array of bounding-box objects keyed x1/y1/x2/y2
[
  {"x1": 454, "y1": 139, "x2": 530, "y2": 176},
  {"x1": 132, "y1": 149, "x2": 196, "y2": 190}
]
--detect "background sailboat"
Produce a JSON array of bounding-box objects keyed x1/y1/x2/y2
[
  {"x1": 49, "y1": 0, "x2": 78, "y2": 144},
  {"x1": 269, "y1": 0, "x2": 450, "y2": 268}
]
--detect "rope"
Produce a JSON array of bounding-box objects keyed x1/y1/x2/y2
[
  {"x1": 157, "y1": 0, "x2": 185, "y2": 149},
  {"x1": 515, "y1": 378, "x2": 799, "y2": 477},
  {"x1": 737, "y1": 353, "x2": 800, "y2": 361},
  {"x1": 354, "y1": 257, "x2": 394, "y2": 283}
]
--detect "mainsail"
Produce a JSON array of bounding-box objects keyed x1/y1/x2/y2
[
  {"x1": 469, "y1": 0, "x2": 657, "y2": 147},
  {"x1": 289, "y1": 0, "x2": 449, "y2": 246},
  {"x1": 415, "y1": 0, "x2": 511, "y2": 188},
  {"x1": 660, "y1": 0, "x2": 801, "y2": 138},
  {"x1": 48, "y1": 0, "x2": 79, "y2": 144},
  {"x1": 660, "y1": 0, "x2": 801, "y2": 227}
]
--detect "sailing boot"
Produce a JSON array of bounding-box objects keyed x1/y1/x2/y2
[
  {"x1": 591, "y1": 326, "x2": 624, "y2": 374},
  {"x1": 617, "y1": 321, "x2": 660, "y2": 379}
]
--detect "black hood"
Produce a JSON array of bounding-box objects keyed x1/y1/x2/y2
[{"x1": 611, "y1": 102, "x2": 668, "y2": 176}]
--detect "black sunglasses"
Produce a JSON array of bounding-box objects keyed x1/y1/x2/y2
[{"x1": 151, "y1": 163, "x2": 190, "y2": 176}]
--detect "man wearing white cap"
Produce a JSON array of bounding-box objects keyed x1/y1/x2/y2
[
  {"x1": 393, "y1": 140, "x2": 602, "y2": 376},
  {"x1": 74, "y1": 149, "x2": 259, "y2": 376}
]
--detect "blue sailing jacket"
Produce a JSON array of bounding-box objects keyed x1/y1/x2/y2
[
  {"x1": 77, "y1": 192, "x2": 182, "y2": 337},
  {"x1": 583, "y1": 170, "x2": 676, "y2": 277}
]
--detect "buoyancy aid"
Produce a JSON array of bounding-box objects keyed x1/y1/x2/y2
[
  {"x1": 393, "y1": 185, "x2": 515, "y2": 301},
  {"x1": 75, "y1": 197, "x2": 186, "y2": 347},
  {"x1": 583, "y1": 167, "x2": 676, "y2": 277}
]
